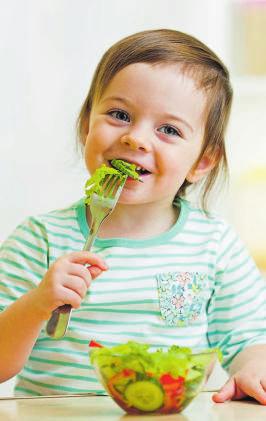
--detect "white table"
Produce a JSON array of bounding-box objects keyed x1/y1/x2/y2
[{"x1": 0, "y1": 392, "x2": 266, "y2": 421}]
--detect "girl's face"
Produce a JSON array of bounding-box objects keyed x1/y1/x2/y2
[{"x1": 83, "y1": 63, "x2": 213, "y2": 206}]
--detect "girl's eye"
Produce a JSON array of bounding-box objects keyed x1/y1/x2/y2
[
  {"x1": 108, "y1": 110, "x2": 130, "y2": 122},
  {"x1": 158, "y1": 125, "x2": 181, "y2": 137}
]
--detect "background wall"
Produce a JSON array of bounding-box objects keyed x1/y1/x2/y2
[
  {"x1": 1, "y1": 0, "x2": 265, "y2": 396},
  {"x1": 0, "y1": 0, "x2": 230, "y2": 241}
]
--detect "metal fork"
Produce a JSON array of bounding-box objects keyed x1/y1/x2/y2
[{"x1": 46, "y1": 174, "x2": 127, "y2": 339}]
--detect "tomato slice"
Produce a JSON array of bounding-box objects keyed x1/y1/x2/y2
[{"x1": 89, "y1": 340, "x2": 104, "y2": 348}]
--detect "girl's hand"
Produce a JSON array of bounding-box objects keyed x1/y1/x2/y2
[
  {"x1": 33, "y1": 251, "x2": 108, "y2": 318},
  {"x1": 212, "y1": 360, "x2": 266, "y2": 405}
]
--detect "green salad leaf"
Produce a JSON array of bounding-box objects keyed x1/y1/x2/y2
[
  {"x1": 90, "y1": 341, "x2": 222, "y2": 380},
  {"x1": 111, "y1": 159, "x2": 140, "y2": 180},
  {"x1": 84, "y1": 165, "x2": 125, "y2": 205},
  {"x1": 84, "y1": 160, "x2": 140, "y2": 205}
]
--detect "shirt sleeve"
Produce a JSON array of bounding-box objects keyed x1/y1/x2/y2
[
  {"x1": 0, "y1": 216, "x2": 49, "y2": 312},
  {"x1": 207, "y1": 222, "x2": 266, "y2": 371}
]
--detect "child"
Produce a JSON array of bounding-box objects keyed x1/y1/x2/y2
[{"x1": 1, "y1": 29, "x2": 266, "y2": 404}]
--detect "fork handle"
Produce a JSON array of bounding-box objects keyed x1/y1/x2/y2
[
  {"x1": 46, "y1": 222, "x2": 99, "y2": 339},
  {"x1": 46, "y1": 304, "x2": 72, "y2": 339}
]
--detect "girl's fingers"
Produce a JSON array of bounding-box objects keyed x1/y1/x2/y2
[
  {"x1": 261, "y1": 378, "x2": 266, "y2": 391},
  {"x1": 212, "y1": 377, "x2": 236, "y2": 403},
  {"x1": 63, "y1": 275, "x2": 88, "y2": 299},
  {"x1": 245, "y1": 381, "x2": 266, "y2": 405},
  {"x1": 88, "y1": 265, "x2": 103, "y2": 280},
  {"x1": 66, "y1": 251, "x2": 108, "y2": 271},
  {"x1": 55, "y1": 286, "x2": 84, "y2": 309},
  {"x1": 68, "y1": 263, "x2": 92, "y2": 287},
  {"x1": 213, "y1": 376, "x2": 266, "y2": 405}
]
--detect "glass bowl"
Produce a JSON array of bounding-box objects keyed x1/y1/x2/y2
[{"x1": 89, "y1": 341, "x2": 218, "y2": 415}]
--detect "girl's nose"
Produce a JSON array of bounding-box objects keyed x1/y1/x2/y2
[{"x1": 120, "y1": 133, "x2": 151, "y2": 152}]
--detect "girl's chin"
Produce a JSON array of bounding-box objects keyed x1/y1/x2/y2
[{"x1": 118, "y1": 191, "x2": 145, "y2": 205}]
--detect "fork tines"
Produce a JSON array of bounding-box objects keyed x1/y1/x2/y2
[{"x1": 101, "y1": 174, "x2": 123, "y2": 198}]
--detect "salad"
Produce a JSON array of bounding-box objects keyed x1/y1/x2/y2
[
  {"x1": 84, "y1": 159, "x2": 140, "y2": 205},
  {"x1": 89, "y1": 340, "x2": 221, "y2": 414}
]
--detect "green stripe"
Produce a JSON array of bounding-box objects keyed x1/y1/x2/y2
[
  {"x1": 63, "y1": 316, "x2": 206, "y2": 328},
  {"x1": 20, "y1": 224, "x2": 83, "y2": 248},
  {"x1": 23, "y1": 366, "x2": 97, "y2": 382},
  {"x1": 19, "y1": 225, "x2": 47, "y2": 242},
  {"x1": 70, "y1": 326, "x2": 205, "y2": 341},
  {"x1": 96, "y1": 274, "x2": 155, "y2": 283},
  {"x1": 9, "y1": 235, "x2": 46, "y2": 253},
  {"x1": 28, "y1": 355, "x2": 88, "y2": 369},
  {"x1": 49, "y1": 243, "x2": 78, "y2": 251},
  {"x1": 182, "y1": 229, "x2": 219, "y2": 236},
  {"x1": 45, "y1": 214, "x2": 76, "y2": 221},
  {"x1": 0, "y1": 292, "x2": 16, "y2": 301},
  {"x1": 217, "y1": 334, "x2": 266, "y2": 350},
  {"x1": 220, "y1": 226, "x2": 231, "y2": 242},
  {"x1": 215, "y1": 276, "x2": 262, "y2": 301},
  {"x1": 226, "y1": 254, "x2": 251, "y2": 274},
  {"x1": 98, "y1": 339, "x2": 183, "y2": 348},
  {"x1": 28, "y1": 217, "x2": 46, "y2": 231},
  {"x1": 17, "y1": 375, "x2": 97, "y2": 393},
  {"x1": 1, "y1": 258, "x2": 43, "y2": 279},
  {"x1": 0, "y1": 269, "x2": 35, "y2": 287},
  {"x1": 1, "y1": 246, "x2": 47, "y2": 269},
  {"x1": 103, "y1": 249, "x2": 216, "y2": 259},
  {"x1": 189, "y1": 218, "x2": 222, "y2": 226},
  {"x1": 217, "y1": 237, "x2": 237, "y2": 264},
  {"x1": 37, "y1": 335, "x2": 87, "y2": 345},
  {"x1": 90, "y1": 286, "x2": 155, "y2": 295},
  {"x1": 209, "y1": 305, "x2": 265, "y2": 325},
  {"x1": 222, "y1": 345, "x2": 246, "y2": 369},
  {"x1": 44, "y1": 220, "x2": 81, "y2": 234},
  {"x1": 44, "y1": 229, "x2": 84, "y2": 244},
  {"x1": 96, "y1": 273, "x2": 213, "y2": 284},
  {"x1": 0, "y1": 281, "x2": 27, "y2": 294},
  {"x1": 208, "y1": 323, "x2": 266, "y2": 338},
  {"x1": 35, "y1": 345, "x2": 86, "y2": 357},
  {"x1": 15, "y1": 386, "x2": 42, "y2": 396},
  {"x1": 220, "y1": 266, "x2": 256, "y2": 289},
  {"x1": 111, "y1": 261, "x2": 214, "y2": 270},
  {"x1": 231, "y1": 245, "x2": 246, "y2": 259},
  {"x1": 170, "y1": 239, "x2": 218, "y2": 247},
  {"x1": 75, "y1": 307, "x2": 160, "y2": 315},
  {"x1": 88, "y1": 299, "x2": 158, "y2": 306},
  {"x1": 211, "y1": 286, "x2": 265, "y2": 313}
]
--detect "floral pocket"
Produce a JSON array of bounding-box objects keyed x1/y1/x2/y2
[{"x1": 156, "y1": 271, "x2": 210, "y2": 327}]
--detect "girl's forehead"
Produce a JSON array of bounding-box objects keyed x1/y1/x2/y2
[
  {"x1": 97, "y1": 62, "x2": 207, "y2": 132},
  {"x1": 101, "y1": 62, "x2": 206, "y2": 100}
]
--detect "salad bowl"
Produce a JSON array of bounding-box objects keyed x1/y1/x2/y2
[{"x1": 89, "y1": 340, "x2": 219, "y2": 415}]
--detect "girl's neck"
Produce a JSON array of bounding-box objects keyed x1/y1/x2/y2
[{"x1": 86, "y1": 202, "x2": 180, "y2": 240}]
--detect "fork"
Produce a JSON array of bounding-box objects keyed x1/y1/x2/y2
[{"x1": 46, "y1": 174, "x2": 127, "y2": 339}]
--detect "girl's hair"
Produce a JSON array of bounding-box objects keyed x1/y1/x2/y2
[{"x1": 77, "y1": 29, "x2": 233, "y2": 209}]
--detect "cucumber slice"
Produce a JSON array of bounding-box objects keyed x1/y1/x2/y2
[{"x1": 124, "y1": 381, "x2": 164, "y2": 412}]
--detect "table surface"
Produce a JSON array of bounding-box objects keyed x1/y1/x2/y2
[{"x1": 0, "y1": 392, "x2": 266, "y2": 421}]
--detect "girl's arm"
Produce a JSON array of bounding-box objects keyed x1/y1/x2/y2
[
  {"x1": 0, "y1": 251, "x2": 108, "y2": 383},
  {"x1": 207, "y1": 223, "x2": 266, "y2": 404},
  {"x1": 213, "y1": 344, "x2": 266, "y2": 404},
  {"x1": 0, "y1": 289, "x2": 47, "y2": 382}
]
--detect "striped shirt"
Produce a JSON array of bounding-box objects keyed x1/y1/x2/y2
[{"x1": 1, "y1": 198, "x2": 266, "y2": 396}]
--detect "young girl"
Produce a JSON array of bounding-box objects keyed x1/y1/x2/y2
[{"x1": 1, "y1": 29, "x2": 266, "y2": 404}]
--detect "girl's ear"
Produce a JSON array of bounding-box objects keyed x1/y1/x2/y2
[{"x1": 186, "y1": 150, "x2": 219, "y2": 183}]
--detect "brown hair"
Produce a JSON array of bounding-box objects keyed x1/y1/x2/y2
[{"x1": 77, "y1": 29, "x2": 233, "y2": 209}]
